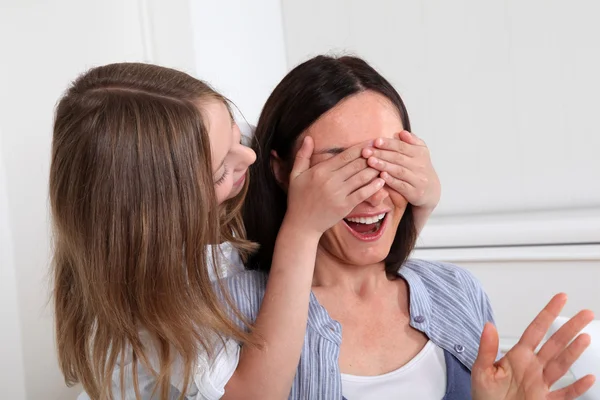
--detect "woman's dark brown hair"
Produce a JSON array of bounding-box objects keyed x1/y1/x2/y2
[
  {"x1": 244, "y1": 55, "x2": 417, "y2": 275},
  {"x1": 50, "y1": 62, "x2": 254, "y2": 400}
]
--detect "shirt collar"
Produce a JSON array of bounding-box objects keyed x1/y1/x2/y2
[
  {"x1": 306, "y1": 266, "x2": 434, "y2": 343},
  {"x1": 308, "y1": 291, "x2": 342, "y2": 344},
  {"x1": 397, "y1": 265, "x2": 433, "y2": 334}
]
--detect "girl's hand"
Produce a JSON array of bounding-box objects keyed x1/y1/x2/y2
[
  {"x1": 285, "y1": 136, "x2": 384, "y2": 236},
  {"x1": 362, "y1": 130, "x2": 440, "y2": 211},
  {"x1": 472, "y1": 293, "x2": 596, "y2": 400}
]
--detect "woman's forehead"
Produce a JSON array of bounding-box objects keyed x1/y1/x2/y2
[{"x1": 304, "y1": 91, "x2": 403, "y2": 152}]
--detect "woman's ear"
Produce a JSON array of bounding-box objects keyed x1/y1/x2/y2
[{"x1": 270, "y1": 150, "x2": 290, "y2": 191}]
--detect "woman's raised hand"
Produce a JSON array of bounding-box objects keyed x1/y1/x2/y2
[{"x1": 472, "y1": 293, "x2": 595, "y2": 400}]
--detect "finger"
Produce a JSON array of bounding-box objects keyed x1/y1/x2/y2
[
  {"x1": 379, "y1": 171, "x2": 420, "y2": 201},
  {"x1": 346, "y1": 178, "x2": 385, "y2": 206},
  {"x1": 538, "y1": 309, "x2": 594, "y2": 365},
  {"x1": 548, "y1": 374, "x2": 596, "y2": 400},
  {"x1": 473, "y1": 323, "x2": 500, "y2": 372},
  {"x1": 343, "y1": 167, "x2": 381, "y2": 193},
  {"x1": 372, "y1": 137, "x2": 418, "y2": 157},
  {"x1": 366, "y1": 155, "x2": 423, "y2": 188},
  {"x1": 398, "y1": 130, "x2": 426, "y2": 146},
  {"x1": 325, "y1": 140, "x2": 374, "y2": 171},
  {"x1": 365, "y1": 148, "x2": 410, "y2": 168},
  {"x1": 290, "y1": 136, "x2": 314, "y2": 179},
  {"x1": 335, "y1": 158, "x2": 370, "y2": 182},
  {"x1": 544, "y1": 333, "x2": 592, "y2": 387},
  {"x1": 518, "y1": 293, "x2": 568, "y2": 352}
]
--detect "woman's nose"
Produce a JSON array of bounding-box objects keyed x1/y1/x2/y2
[{"x1": 363, "y1": 187, "x2": 389, "y2": 207}]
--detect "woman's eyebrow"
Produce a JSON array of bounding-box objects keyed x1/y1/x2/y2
[{"x1": 313, "y1": 146, "x2": 346, "y2": 155}]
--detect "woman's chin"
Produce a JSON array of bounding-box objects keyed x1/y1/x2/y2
[
  {"x1": 338, "y1": 247, "x2": 391, "y2": 267},
  {"x1": 320, "y1": 224, "x2": 397, "y2": 267}
]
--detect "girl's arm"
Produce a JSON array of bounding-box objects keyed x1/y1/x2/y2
[{"x1": 223, "y1": 137, "x2": 385, "y2": 400}]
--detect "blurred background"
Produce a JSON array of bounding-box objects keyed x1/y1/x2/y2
[{"x1": 1, "y1": 0, "x2": 599, "y2": 398}]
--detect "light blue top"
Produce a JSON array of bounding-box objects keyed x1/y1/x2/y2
[{"x1": 222, "y1": 259, "x2": 496, "y2": 399}]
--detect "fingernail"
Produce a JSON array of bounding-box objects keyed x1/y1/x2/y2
[
  {"x1": 363, "y1": 148, "x2": 373, "y2": 157},
  {"x1": 375, "y1": 138, "x2": 384, "y2": 146}
]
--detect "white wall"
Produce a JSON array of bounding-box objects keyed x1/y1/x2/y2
[
  {"x1": 190, "y1": 0, "x2": 288, "y2": 124},
  {"x1": 280, "y1": 0, "x2": 600, "y2": 245},
  {"x1": 0, "y1": 130, "x2": 27, "y2": 400},
  {"x1": 280, "y1": 0, "x2": 600, "y2": 345}
]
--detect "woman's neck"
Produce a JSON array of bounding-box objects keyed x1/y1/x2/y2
[{"x1": 312, "y1": 247, "x2": 395, "y2": 297}]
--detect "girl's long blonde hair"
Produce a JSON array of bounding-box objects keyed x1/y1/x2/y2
[{"x1": 50, "y1": 63, "x2": 254, "y2": 399}]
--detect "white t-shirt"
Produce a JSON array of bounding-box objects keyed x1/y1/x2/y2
[
  {"x1": 187, "y1": 243, "x2": 244, "y2": 399},
  {"x1": 207, "y1": 242, "x2": 245, "y2": 281},
  {"x1": 341, "y1": 341, "x2": 447, "y2": 400}
]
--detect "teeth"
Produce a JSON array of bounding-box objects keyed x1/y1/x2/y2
[{"x1": 345, "y1": 213, "x2": 386, "y2": 224}]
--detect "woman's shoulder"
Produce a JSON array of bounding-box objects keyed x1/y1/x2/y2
[
  {"x1": 401, "y1": 258, "x2": 484, "y2": 294},
  {"x1": 217, "y1": 269, "x2": 268, "y2": 321},
  {"x1": 401, "y1": 259, "x2": 496, "y2": 368},
  {"x1": 400, "y1": 258, "x2": 493, "y2": 324},
  {"x1": 221, "y1": 268, "x2": 268, "y2": 290}
]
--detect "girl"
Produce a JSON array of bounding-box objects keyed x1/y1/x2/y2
[{"x1": 50, "y1": 62, "x2": 440, "y2": 399}]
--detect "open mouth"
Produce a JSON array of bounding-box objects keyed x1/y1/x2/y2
[{"x1": 343, "y1": 212, "x2": 388, "y2": 241}]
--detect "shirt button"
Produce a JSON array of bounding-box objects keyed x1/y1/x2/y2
[
  {"x1": 413, "y1": 315, "x2": 426, "y2": 323},
  {"x1": 455, "y1": 344, "x2": 465, "y2": 353},
  {"x1": 329, "y1": 368, "x2": 336, "y2": 374}
]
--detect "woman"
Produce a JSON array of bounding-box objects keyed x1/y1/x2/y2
[
  {"x1": 51, "y1": 62, "x2": 440, "y2": 399},
  {"x1": 227, "y1": 55, "x2": 596, "y2": 399}
]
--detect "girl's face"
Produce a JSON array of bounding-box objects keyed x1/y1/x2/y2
[{"x1": 204, "y1": 100, "x2": 256, "y2": 205}]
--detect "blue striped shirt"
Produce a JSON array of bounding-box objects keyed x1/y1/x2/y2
[{"x1": 222, "y1": 259, "x2": 496, "y2": 399}]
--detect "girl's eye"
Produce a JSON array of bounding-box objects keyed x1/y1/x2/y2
[{"x1": 215, "y1": 164, "x2": 229, "y2": 186}]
